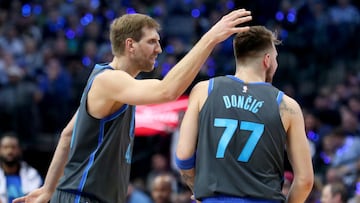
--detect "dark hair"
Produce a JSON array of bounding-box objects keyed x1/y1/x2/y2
[
  {"x1": 233, "y1": 26, "x2": 280, "y2": 61},
  {"x1": 0, "y1": 131, "x2": 20, "y2": 146}
]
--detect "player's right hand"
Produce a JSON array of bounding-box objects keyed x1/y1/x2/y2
[
  {"x1": 12, "y1": 187, "x2": 52, "y2": 203},
  {"x1": 205, "y1": 8, "x2": 252, "y2": 44}
]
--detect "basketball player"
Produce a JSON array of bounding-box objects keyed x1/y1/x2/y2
[
  {"x1": 13, "y1": 9, "x2": 252, "y2": 203},
  {"x1": 175, "y1": 26, "x2": 314, "y2": 203}
]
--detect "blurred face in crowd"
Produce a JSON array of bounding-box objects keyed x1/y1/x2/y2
[
  {"x1": 151, "y1": 175, "x2": 172, "y2": 203},
  {"x1": 151, "y1": 153, "x2": 167, "y2": 172},
  {"x1": 321, "y1": 184, "x2": 345, "y2": 203},
  {"x1": 0, "y1": 136, "x2": 21, "y2": 167}
]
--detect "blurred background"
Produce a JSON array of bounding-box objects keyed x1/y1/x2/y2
[{"x1": 0, "y1": 0, "x2": 359, "y2": 202}]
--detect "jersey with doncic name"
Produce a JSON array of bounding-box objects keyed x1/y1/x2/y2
[
  {"x1": 194, "y1": 75, "x2": 287, "y2": 202},
  {"x1": 57, "y1": 63, "x2": 135, "y2": 203}
]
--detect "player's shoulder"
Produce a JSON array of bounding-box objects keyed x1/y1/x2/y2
[
  {"x1": 192, "y1": 75, "x2": 227, "y2": 90},
  {"x1": 95, "y1": 68, "x2": 132, "y2": 84},
  {"x1": 280, "y1": 93, "x2": 303, "y2": 116},
  {"x1": 192, "y1": 79, "x2": 210, "y2": 91},
  {"x1": 188, "y1": 80, "x2": 211, "y2": 102},
  {"x1": 282, "y1": 94, "x2": 300, "y2": 108}
]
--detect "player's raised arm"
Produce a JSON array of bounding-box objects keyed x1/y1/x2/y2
[{"x1": 96, "y1": 9, "x2": 252, "y2": 106}]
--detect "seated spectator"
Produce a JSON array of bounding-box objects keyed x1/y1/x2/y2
[{"x1": 0, "y1": 132, "x2": 42, "y2": 203}]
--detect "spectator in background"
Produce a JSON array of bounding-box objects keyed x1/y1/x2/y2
[
  {"x1": 37, "y1": 58, "x2": 72, "y2": 134},
  {"x1": 328, "y1": 0, "x2": 360, "y2": 59},
  {"x1": 328, "y1": 0, "x2": 360, "y2": 25},
  {"x1": 325, "y1": 128, "x2": 360, "y2": 188},
  {"x1": 147, "y1": 153, "x2": 174, "y2": 193},
  {"x1": 0, "y1": 24, "x2": 24, "y2": 59},
  {"x1": 151, "y1": 174, "x2": 175, "y2": 203},
  {"x1": 340, "y1": 107, "x2": 360, "y2": 137},
  {"x1": 21, "y1": 37, "x2": 43, "y2": 78},
  {"x1": 0, "y1": 132, "x2": 42, "y2": 203},
  {"x1": 321, "y1": 181, "x2": 348, "y2": 203},
  {"x1": 0, "y1": 65, "x2": 41, "y2": 144},
  {"x1": 347, "y1": 94, "x2": 360, "y2": 119},
  {"x1": 127, "y1": 183, "x2": 153, "y2": 203}
]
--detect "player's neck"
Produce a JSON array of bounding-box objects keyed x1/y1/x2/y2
[
  {"x1": 109, "y1": 56, "x2": 139, "y2": 77},
  {"x1": 234, "y1": 67, "x2": 265, "y2": 83}
]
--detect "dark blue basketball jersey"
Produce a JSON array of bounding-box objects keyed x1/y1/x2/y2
[
  {"x1": 194, "y1": 76, "x2": 287, "y2": 202},
  {"x1": 57, "y1": 64, "x2": 135, "y2": 203}
]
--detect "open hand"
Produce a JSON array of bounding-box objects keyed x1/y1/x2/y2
[
  {"x1": 205, "y1": 9, "x2": 252, "y2": 44},
  {"x1": 12, "y1": 187, "x2": 52, "y2": 203}
]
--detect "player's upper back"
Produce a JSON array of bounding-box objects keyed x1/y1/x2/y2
[
  {"x1": 194, "y1": 75, "x2": 287, "y2": 200},
  {"x1": 199, "y1": 75, "x2": 286, "y2": 130}
]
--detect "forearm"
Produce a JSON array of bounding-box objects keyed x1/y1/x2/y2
[
  {"x1": 42, "y1": 131, "x2": 72, "y2": 193},
  {"x1": 180, "y1": 168, "x2": 196, "y2": 192},
  {"x1": 160, "y1": 35, "x2": 216, "y2": 100}
]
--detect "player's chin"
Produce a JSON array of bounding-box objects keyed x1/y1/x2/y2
[{"x1": 142, "y1": 65, "x2": 155, "y2": 72}]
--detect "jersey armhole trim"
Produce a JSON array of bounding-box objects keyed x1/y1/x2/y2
[
  {"x1": 208, "y1": 78, "x2": 214, "y2": 95},
  {"x1": 276, "y1": 91, "x2": 284, "y2": 106}
]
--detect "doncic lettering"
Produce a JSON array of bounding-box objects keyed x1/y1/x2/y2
[{"x1": 223, "y1": 95, "x2": 264, "y2": 113}]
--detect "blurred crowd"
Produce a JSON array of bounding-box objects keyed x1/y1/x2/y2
[{"x1": 0, "y1": 0, "x2": 359, "y2": 202}]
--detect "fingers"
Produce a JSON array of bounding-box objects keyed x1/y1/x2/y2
[
  {"x1": 232, "y1": 26, "x2": 251, "y2": 33},
  {"x1": 230, "y1": 15, "x2": 252, "y2": 28},
  {"x1": 226, "y1": 9, "x2": 252, "y2": 21},
  {"x1": 12, "y1": 197, "x2": 25, "y2": 203},
  {"x1": 221, "y1": 9, "x2": 252, "y2": 31}
]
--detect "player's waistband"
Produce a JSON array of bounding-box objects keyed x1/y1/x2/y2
[{"x1": 202, "y1": 196, "x2": 282, "y2": 203}]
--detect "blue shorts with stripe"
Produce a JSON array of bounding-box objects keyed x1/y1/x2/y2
[
  {"x1": 50, "y1": 189, "x2": 100, "y2": 203},
  {"x1": 201, "y1": 196, "x2": 282, "y2": 203}
]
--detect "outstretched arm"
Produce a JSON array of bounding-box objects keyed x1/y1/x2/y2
[
  {"x1": 281, "y1": 96, "x2": 314, "y2": 203},
  {"x1": 13, "y1": 111, "x2": 77, "y2": 203},
  {"x1": 97, "y1": 9, "x2": 252, "y2": 106}
]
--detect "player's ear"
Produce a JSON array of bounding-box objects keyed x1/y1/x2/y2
[
  {"x1": 263, "y1": 53, "x2": 271, "y2": 69},
  {"x1": 125, "y1": 38, "x2": 135, "y2": 53}
]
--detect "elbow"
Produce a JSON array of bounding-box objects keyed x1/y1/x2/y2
[
  {"x1": 296, "y1": 173, "x2": 314, "y2": 192},
  {"x1": 60, "y1": 126, "x2": 73, "y2": 140},
  {"x1": 304, "y1": 177, "x2": 314, "y2": 192},
  {"x1": 161, "y1": 89, "x2": 181, "y2": 102}
]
